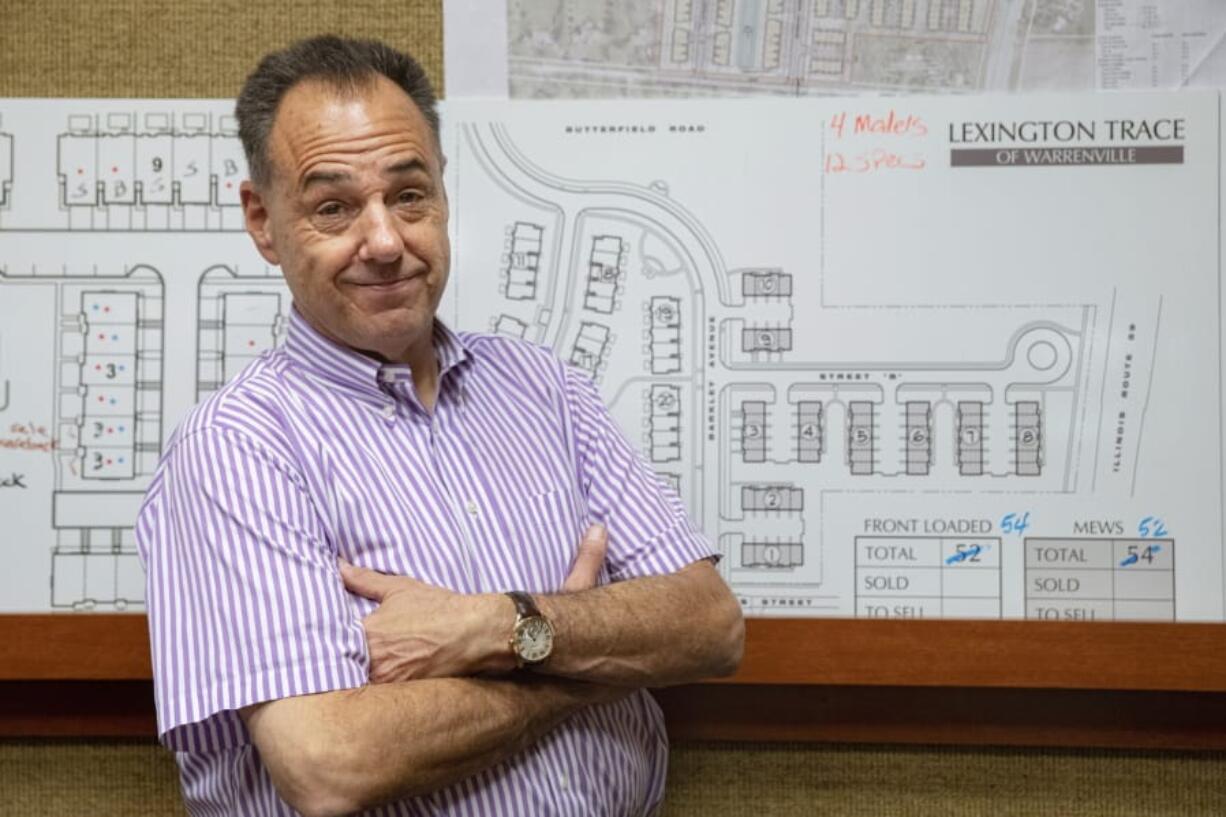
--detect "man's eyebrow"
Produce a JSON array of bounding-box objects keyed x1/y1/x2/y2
[
  {"x1": 383, "y1": 158, "x2": 429, "y2": 177},
  {"x1": 298, "y1": 159, "x2": 429, "y2": 192},
  {"x1": 299, "y1": 170, "x2": 352, "y2": 192}
]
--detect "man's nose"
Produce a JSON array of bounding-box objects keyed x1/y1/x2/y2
[{"x1": 357, "y1": 203, "x2": 404, "y2": 263}]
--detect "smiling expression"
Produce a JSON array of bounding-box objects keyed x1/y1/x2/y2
[{"x1": 241, "y1": 74, "x2": 449, "y2": 367}]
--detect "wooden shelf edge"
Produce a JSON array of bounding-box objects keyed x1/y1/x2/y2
[
  {"x1": 0, "y1": 615, "x2": 151, "y2": 681},
  {"x1": 4, "y1": 681, "x2": 1226, "y2": 751},
  {"x1": 656, "y1": 684, "x2": 1226, "y2": 750},
  {"x1": 3, "y1": 615, "x2": 1226, "y2": 692},
  {"x1": 721, "y1": 619, "x2": 1226, "y2": 691}
]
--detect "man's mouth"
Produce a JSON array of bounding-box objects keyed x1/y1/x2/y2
[{"x1": 348, "y1": 273, "x2": 421, "y2": 289}]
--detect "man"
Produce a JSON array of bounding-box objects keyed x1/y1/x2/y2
[{"x1": 136, "y1": 35, "x2": 743, "y2": 816}]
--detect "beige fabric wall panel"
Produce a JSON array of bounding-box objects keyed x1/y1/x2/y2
[{"x1": 0, "y1": 0, "x2": 442, "y2": 98}]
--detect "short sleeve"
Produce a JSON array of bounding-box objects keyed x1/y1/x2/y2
[
  {"x1": 136, "y1": 426, "x2": 368, "y2": 752},
  {"x1": 564, "y1": 365, "x2": 718, "y2": 581}
]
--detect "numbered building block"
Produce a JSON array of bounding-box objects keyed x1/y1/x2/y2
[
  {"x1": 796, "y1": 400, "x2": 824, "y2": 463},
  {"x1": 649, "y1": 296, "x2": 683, "y2": 374},
  {"x1": 741, "y1": 484, "x2": 804, "y2": 512},
  {"x1": 740, "y1": 400, "x2": 768, "y2": 463},
  {"x1": 741, "y1": 326, "x2": 793, "y2": 353},
  {"x1": 742, "y1": 541, "x2": 803, "y2": 568},
  {"x1": 584, "y1": 235, "x2": 624, "y2": 314},
  {"x1": 135, "y1": 134, "x2": 175, "y2": 204},
  {"x1": 956, "y1": 400, "x2": 985, "y2": 476},
  {"x1": 1014, "y1": 400, "x2": 1042, "y2": 476},
  {"x1": 847, "y1": 400, "x2": 875, "y2": 475},
  {"x1": 904, "y1": 400, "x2": 932, "y2": 475},
  {"x1": 742, "y1": 270, "x2": 793, "y2": 298},
  {"x1": 648, "y1": 384, "x2": 682, "y2": 462}
]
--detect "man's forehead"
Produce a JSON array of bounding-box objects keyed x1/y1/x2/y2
[{"x1": 266, "y1": 76, "x2": 438, "y2": 181}]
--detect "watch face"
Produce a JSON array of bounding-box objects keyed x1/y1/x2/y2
[{"x1": 514, "y1": 616, "x2": 554, "y2": 663}]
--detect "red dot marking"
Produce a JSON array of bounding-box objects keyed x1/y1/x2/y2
[
  {"x1": 112, "y1": 166, "x2": 118, "y2": 173},
  {"x1": 226, "y1": 182, "x2": 233, "y2": 189},
  {"x1": 107, "y1": 428, "x2": 114, "y2": 434},
  {"x1": 103, "y1": 306, "x2": 110, "y2": 313},
  {"x1": 248, "y1": 340, "x2": 255, "y2": 347},
  {"x1": 106, "y1": 459, "x2": 113, "y2": 465},
  {"x1": 98, "y1": 333, "x2": 105, "y2": 340},
  {"x1": 77, "y1": 168, "x2": 84, "y2": 175},
  {"x1": 94, "y1": 364, "x2": 101, "y2": 371},
  {"x1": 97, "y1": 396, "x2": 105, "y2": 403}
]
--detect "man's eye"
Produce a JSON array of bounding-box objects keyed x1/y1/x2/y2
[
  {"x1": 396, "y1": 189, "x2": 424, "y2": 205},
  {"x1": 316, "y1": 201, "x2": 345, "y2": 217}
]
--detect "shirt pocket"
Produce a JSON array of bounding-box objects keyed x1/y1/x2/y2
[{"x1": 493, "y1": 486, "x2": 589, "y2": 593}]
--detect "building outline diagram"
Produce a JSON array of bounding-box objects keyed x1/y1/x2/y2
[
  {"x1": 1, "y1": 94, "x2": 1222, "y2": 621},
  {"x1": 0, "y1": 99, "x2": 282, "y2": 612},
  {"x1": 443, "y1": 92, "x2": 1222, "y2": 620}
]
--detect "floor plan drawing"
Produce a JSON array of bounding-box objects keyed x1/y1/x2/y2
[
  {"x1": 0, "y1": 262, "x2": 163, "y2": 609},
  {"x1": 196, "y1": 264, "x2": 291, "y2": 399},
  {"x1": 1, "y1": 93, "x2": 1224, "y2": 620},
  {"x1": 505, "y1": 0, "x2": 1103, "y2": 97},
  {"x1": 0, "y1": 108, "x2": 244, "y2": 232},
  {"x1": 443, "y1": 92, "x2": 1225, "y2": 620},
  {"x1": 0, "y1": 99, "x2": 271, "y2": 612}
]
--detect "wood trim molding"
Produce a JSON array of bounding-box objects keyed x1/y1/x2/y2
[
  {"x1": 5, "y1": 616, "x2": 1225, "y2": 691},
  {"x1": 656, "y1": 684, "x2": 1226, "y2": 750},
  {"x1": 3, "y1": 681, "x2": 1225, "y2": 750},
  {"x1": 724, "y1": 619, "x2": 1226, "y2": 690}
]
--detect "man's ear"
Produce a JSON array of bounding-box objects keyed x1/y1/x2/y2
[{"x1": 240, "y1": 180, "x2": 281, "y2": 265}]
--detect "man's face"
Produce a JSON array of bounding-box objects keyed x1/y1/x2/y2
[{"x1": 241, "y1": 75, "x2": 449, "y2": 364}]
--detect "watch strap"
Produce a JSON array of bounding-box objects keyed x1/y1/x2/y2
[{"x1": 506, "y1": 590, "x2": 541, "y2": 620}]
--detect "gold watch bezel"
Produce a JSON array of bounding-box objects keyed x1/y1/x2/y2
[{"x1": 510, "y1": 614, "x2": 554, "y2": 667}]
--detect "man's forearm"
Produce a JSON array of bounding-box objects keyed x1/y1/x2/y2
[
  {"x1": 243, "y1": 675, "x2": 624, "y2": 817},
  {"x1": 534, "y1": 560, "x2": 744, "y2": 686},
  {"x1": 346, "y1": 549, "x2": 745, "y2": 689}
]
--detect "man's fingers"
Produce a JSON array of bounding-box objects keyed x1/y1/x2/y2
[
  {"x1": 562, "y1": 524, "x2": 608, "y2": 593},
  {"x1": 339, "y1": 559, "x2": 396, "y2": 602}
]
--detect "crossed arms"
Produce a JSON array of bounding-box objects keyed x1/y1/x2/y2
[{"x1": 241, "y1": 525, "x2": 744, "y2": 817}]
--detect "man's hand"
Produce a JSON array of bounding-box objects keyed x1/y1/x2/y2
[
  {"x1": 342, "y1": 524, "x2": 609, "y2": 683},
  {"x1": 560, "y1": 523, "x2": 607, "y2": 593},
  {"x1": 339, "y1": 562, "x2": 501, "y2": 682}
]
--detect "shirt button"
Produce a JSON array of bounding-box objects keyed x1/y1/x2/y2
[
  {"x1": 381, "y1": 403, "x2": 396, "y2": 420},
  {"x1": 558, "y1": 774, "x2": 569, "y2": 790},
  {"x1": 465, "y1": 500, "x2": 479, "y2": 516}
]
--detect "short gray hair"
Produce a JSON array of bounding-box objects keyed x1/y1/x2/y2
[{"x1": 236, "y1": 35, "x2": 439, "y2": 187}]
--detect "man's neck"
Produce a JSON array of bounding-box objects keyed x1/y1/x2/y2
[{"x1": 409, "y1": 352, "x2": 441, "y2": 413}]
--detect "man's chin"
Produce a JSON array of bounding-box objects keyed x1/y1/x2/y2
[{"x1": 342, "y1": 313, "x2": 433, "y2": 362}]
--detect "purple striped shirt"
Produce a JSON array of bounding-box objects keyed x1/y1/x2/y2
[{"x1": 135, "y1": 308, "x2": 715, "y2": 816}]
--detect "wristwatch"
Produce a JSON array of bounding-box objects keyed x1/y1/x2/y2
[{"x1": 506, "y1": 591, "x2": 554, "y2": 667}]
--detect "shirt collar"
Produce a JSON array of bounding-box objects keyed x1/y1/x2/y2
[{"x1": 284, "y1": 307, "x2": 471, "y2": 400}]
